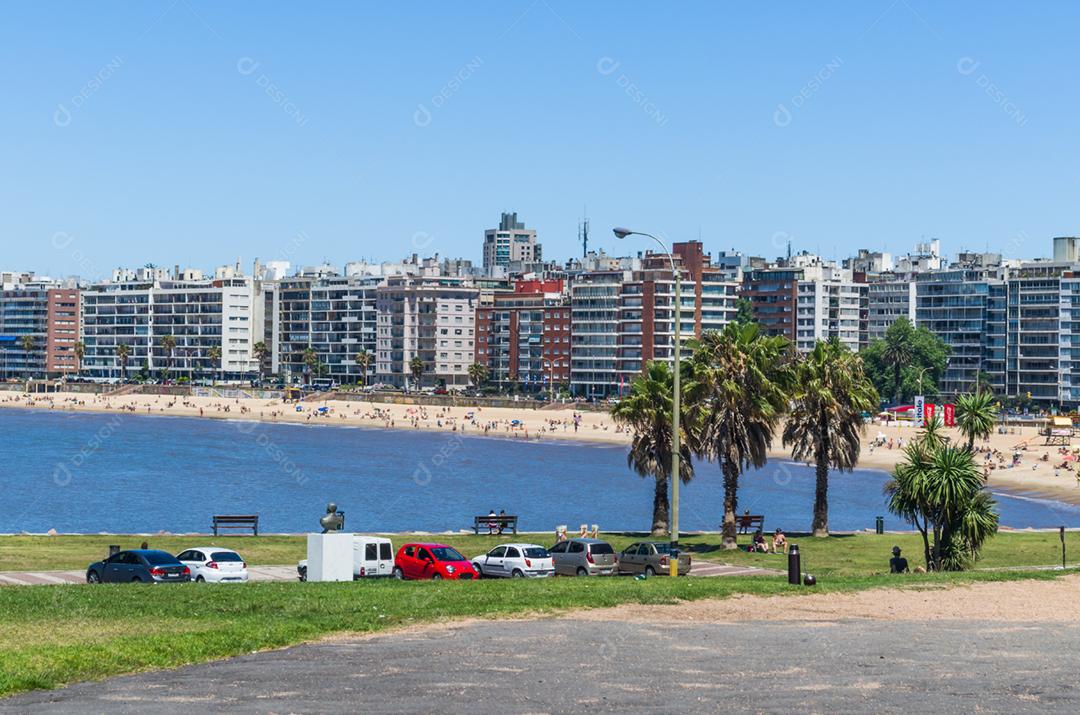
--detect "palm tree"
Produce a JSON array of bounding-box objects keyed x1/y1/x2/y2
[
  {"x1": 18, "y1": 335, "x2": 36, "y2": 378},
  {"x1": 302, "y1": 348, "x2": 319, "y2": 383},
  {"x1": 116, "y1": 344, "x2": 131, "y2": 382},
  {"x1": 882, "y1": 318, "x2": 914, "y2": 404},
  {"x1": 409, "y1": 356, "x2": 425, "y2": 391},
  {"x1": 955, "y1": 391, "x2": 996, "y2": 452},
  {"x1": 354, "y1": 350, "x2": 372, "y2": 387},
  {"x1": 159, "y1": 335, "x2": 176, "y2": 381},
  {"x1": 73, "y1": 341, "x2": 85, "y2": 378},
  {"x1": 468, "y1": 362, "x2": 489, "y2": 389},
  {"x1": 784, "y1": 339, "x2": 879, "y2": 537},
  {"x1": 917, "y1": 414, "x2": 948, "y2": 451},
  {"x1": 686, "y1": 323, "x2": 791, "y2": 549},
  {"x1": 612, "y1": 361, "x2": 695, "y2": 535},
  {"x1": 207, "y1": 345, "x2": 223, "y2": 385},
  {"x1": 252, "y1": 341, "x2": 270, "y2": 377}
]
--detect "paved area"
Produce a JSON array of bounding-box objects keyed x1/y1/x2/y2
[
  {"x1": 6, "y1": 616, "x2": 1078, "y2": 713},
  {"x1": 0, "y1": 562, "x2": 775, "y2": 586}
]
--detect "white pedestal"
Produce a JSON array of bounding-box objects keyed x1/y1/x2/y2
[{"x1": 306, "y1": 532, "x2": 354, "y2": 582}]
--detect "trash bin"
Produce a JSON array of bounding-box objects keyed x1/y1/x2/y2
[
  {"x1": 787, "y1": 544, "x2": 801, "y2": 585},
  {"x1": 875, "y1": 516, "x2": 884, "y2": 535}
]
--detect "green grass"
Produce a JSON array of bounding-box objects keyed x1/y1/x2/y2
[
  {"x1": 2, "y1": 531, "x2": 1077, "y2": 576},
  {"x1": 0, "y1": 568, "x2": 1069, "y2": 698}
]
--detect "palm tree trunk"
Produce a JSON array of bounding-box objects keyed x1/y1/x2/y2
[
  {"x1": 721, "y1": 459, "x2": 739, "y2": 550},
  {"x1": 811, "y1": 421, "x2": 830, "y2": 537},
  {"x1": 651, "y1": 475, "x2": 670, "y2": 537},
  {"x1": 966, "y1": 433, "x2": 974, "y2": 452},
  {"x1": 893, "y1": 362, "x2": 902, "y2": 404}
]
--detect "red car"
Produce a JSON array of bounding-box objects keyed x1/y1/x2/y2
[{"x1": 393, "y1": 543, "x2": 478, "y2": 580}]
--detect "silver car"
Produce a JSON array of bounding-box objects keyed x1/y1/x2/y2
[
  {"x1": 618, "y1": 541, "x2": 692, "y2": 576},
  {"x1": 549, "y1": 538, "x2": 618, "y2": 576}
]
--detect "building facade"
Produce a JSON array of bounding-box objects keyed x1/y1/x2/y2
[{"x1": 482, "y1": 212, "x2": 541, "y2": 274}]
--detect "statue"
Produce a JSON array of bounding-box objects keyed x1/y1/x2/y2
[{"x1": 319, "y1": 502, "x2": 345, "y2": 533}]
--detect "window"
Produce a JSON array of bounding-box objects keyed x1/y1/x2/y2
[
  {"x1": 505, "y1": 547, "x2": 520, "y2": 559},
  {"x1": 489, "y1": 546, "x2": 507, "y2": 558},
  {"x1": 569, "y1": 541, "x2": 584, "y2": 553},
  {"x1": 404, "y1": 546, "x2": 415, "y2": 558},
  {"x1": 380, "y1": 543, "x2": 393, "y2": 560},
  {"x1": 365, "y1": 543, "x2": 378, "y2": 561},
  {"x1": 549, "y1": 542, "x2": 568, "y2": 553}
]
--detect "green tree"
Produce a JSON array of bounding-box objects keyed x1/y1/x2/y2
[
  {"x1": 159, "y1": 335, "x2": 176, "y2": 381},
  {"x1": 955, "y1": 391, "x2": 997, "y2": 452},
  {"x1": 116, "y1": 344, "x2": 132, "y2": 382},
  {"x1": 468, "y1": 362, "x2": 489, "y2": 388},
  {"x1": 734, "y1": 296, "x2": 756, "y2": 326},
  {"x1": 686, "y1": 323, "x2": 792, "y2": 549},
  {"x1": 783, "y1": 339, "x2": 879, "y2": 537},
  {"x1": 885, "y1": 438, "x2": 999, "y2": 571},
  {"x1": 18, "y1": 335, "x2": 37, "y2": 378},
  {"x1": 253, "y1": 341, "x2": 270, "y2": 377},
  {"x1": 354, "y1": 350, "x2": 373, "y2": 387},
  {"x1": 611, "y1": 361, "x2": 695, "y2": 535},
  {"x1": 73, "y1": 341, "x2": 85, "y2": 378},
  {"x1": 409, "y1": 356, "x2": 425, "y2": 391},
  {"x1": 302, "y1": 348, "x2": 319, "y2": 382},
  {"x1": 863, "y1": 318, "x2": 950, "y2": 403},
  {"x1": 207, "y1": 345, "x2": 223, "y2": 385}
]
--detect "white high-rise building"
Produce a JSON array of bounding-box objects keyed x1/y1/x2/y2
[{"x1": 483, "y1": 212, "x2": 541, "y2": 274}]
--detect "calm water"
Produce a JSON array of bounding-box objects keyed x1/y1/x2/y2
[{"x1": 2, "y1": 409, "x2": 1078, "y2": 534}]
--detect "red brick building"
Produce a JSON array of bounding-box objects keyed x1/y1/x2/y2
[{"x1": 475, "y1": 279, "x2": 570, "y2": 391}]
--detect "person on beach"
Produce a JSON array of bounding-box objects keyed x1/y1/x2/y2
[
  {"x1": 771, "y1": 528, "x2": 788, "y2": 554},
  {"x1": 751, "y1": 530, "x2": 768, "y2": 553}
]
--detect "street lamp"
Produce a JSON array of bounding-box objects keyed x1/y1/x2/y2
[
  {"x1": 613, "y1": 227, "x2": 682, "y2": 576},
  {"x1": 541, "y1": 357, "x2": 557, "y2": 404}
]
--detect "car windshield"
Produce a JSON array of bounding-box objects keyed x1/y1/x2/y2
[
  {"x1": 211, "y1": 552, "x2": 243, "y2": 562},
  {"x1": 431, "y1": 547, "x2": 466, "y2": 562},
  {"x1": 142, "y1": 551, "x2": 178, "y2": 565},
  {"x1": 589, "y1": 543, "x2": 615, "y2": 555},
  {"x1": 523, "y1": 547, "x2": 550, "y2": 558}
]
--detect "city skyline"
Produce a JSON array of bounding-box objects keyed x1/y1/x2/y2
[{"x1": 4, "y1": 3, "x2": 1078, "y2": 275}]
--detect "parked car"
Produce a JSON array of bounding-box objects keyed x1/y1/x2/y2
[
  {"x1": 176, "y1": 547, "x2": 249, "y2": 583},
  {"x1": 392, "y1": 543, "x2": 477, "y2": 580},
  {"x1": 471, "y1": 543, "x2": 554, "y2": 578},
  {"x1": 297, "y1": 536, "x2": 395, "y2": 581},
  {"x1": 548, "y1": 538, "x2": 618, "y2": 577},
  {"x1": 617, "y1": 541, "x2": 692, "y2": 577},
  {"x1": 86, "y1": 550, "x2": 190, "y2": 584}
]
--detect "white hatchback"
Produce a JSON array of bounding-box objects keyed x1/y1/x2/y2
[
  {"x1": 176, "y1": 547, "x2": 249, "y2": 583},
  {"x1": 471, "y1": 543, "x2": 554, "y2": 578}
]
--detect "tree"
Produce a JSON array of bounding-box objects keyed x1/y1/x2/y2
[
  {"x1": 955, "y1": 391, "x2": 997, "y2": 452},
  {"x1": 302, "y1": 348, "x2": 319, "y2": 382},
  {"x1": 207, "y1": 345, "x2": 223, "y2": 385},
  {"x1": 253, "y1": 341, "x2": 270, "y2": 377},
  {"x1": 784, "y1": 339, "x2": 879, "y2": 537},
  {"x1": 159, "y1": 335, "x2": 176, "y2": 380},
  {"x1": 73, "y1": 341, "x2": 85, "y2": 378},
  {"x1": 611, "y1": 361, "x2": 695, "y2": 535},
  {"x1": 409, "y1": 356, "x2": 425, "y2": 391},
  {"x1": 116, "y1": 344, "x2": 132, "y2": 382},
  {"x1": 885, "y1": 438, "x2": 999, "y2": 571},
  {"x1": 734, "y1": 296, "x2": 756, "y2": 326},
  {"x1": 863, "y1": 318, "x2": 950, "y2": 403},
  {"x1": 354, "y1": 350, "x2": 373, "y2": 387},
  {"x1": 686, "y1": 323, "x2": 791, "y2": 549},
  {"x1": 468, "y1": 362, "x2": 489, "y2": 388},
  {"x1": 18, "y1": 335, "x2": 36, "y2": 377}
]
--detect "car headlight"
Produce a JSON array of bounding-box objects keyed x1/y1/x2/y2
[{"x1": 446, "y1": 565, "x2": 456, "y2": 574}]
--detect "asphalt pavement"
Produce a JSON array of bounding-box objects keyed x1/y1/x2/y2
[{"x1": 5, "y1": 616, "x2": 1078, "y2": 713}]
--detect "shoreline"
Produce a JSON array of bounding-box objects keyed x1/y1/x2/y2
[{"x1": 4, "y1": 391, "x2": 1080, "y2": 508}]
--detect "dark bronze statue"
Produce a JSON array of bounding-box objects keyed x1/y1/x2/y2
[{"x1": 319, "y1": 502, "x2": 345, "y2": 533}]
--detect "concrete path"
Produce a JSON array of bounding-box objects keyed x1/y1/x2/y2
[
  {"x1": 6, "y1": 617, "x2": 1078, "y2": 713},
  {"x1": 0, "y1": 562, "x2": 775, "y2": 586}
]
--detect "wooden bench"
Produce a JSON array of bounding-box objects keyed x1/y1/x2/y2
[
  {"x1": 212, "y1": 514, "x2": 259, "y2": 536},
  {"x1": 473, "y1": 515, "x2": 518, "y2": 535},
  {"x1": 733, "y1": 514, "x2": 764, "y2": 534}
]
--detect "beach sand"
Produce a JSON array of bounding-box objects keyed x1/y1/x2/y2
[{"x1": 3, "y1": 390, "x2": 1078, "y2": 507}]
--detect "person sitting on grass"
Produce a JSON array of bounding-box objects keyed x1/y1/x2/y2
[
  {"x1": 890, "y1": 546, "x2": 910, "y2": 573},
  {"x1": 771, "y1": 528, "x2": 788, "y2": 554},
  {"x1": 751, "y1": 530, "x2": 769, "y2": 553}
]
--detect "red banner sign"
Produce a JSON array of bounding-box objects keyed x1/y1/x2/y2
[{"x1": 943, "y1": 403, "x2": 955, "y2": 427}]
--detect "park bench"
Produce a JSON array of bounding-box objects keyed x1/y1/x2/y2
[
  {"x1": 473, "y1": 514, "x2": 518, "y2": 535},
  {"x1": 212, "y1": 514, "x2": 260, "y2": 536},
  {"x1": 733, "y1": 514, "x2": 765, "y2": 534}
]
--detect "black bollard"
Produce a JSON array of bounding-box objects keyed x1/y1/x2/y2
[
  {"x1": 875, "y1": 516, "x2": 884, "y2": 535},
  {"x1": 787, "y1": 544, "x2": 801, "y2": 585},
  {"x1": 1062, "y1": 526, "x2": 1067, "y2": 569}
]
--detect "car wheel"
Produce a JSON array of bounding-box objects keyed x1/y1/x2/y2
[
  {"x1": 195, "y1": 575, "x2": 205, "y2": 583},
  {"x1": 392, "y1": 567, "x2": 404, "y2": 580},
  {"x1": 576, "y1": 567, "x2": 588, "y2": 577},
  {"x1": 432, "y1": 573, "x2": 443, "y2": 580},
  {"x1": 645, "y1": 566, "x2": 656, "y2": 577},
  {"x1": 512, "y1": 569, "x2": 524, "y2": 578},
  {"x1": 298, "y1": 568, "x2": 307, "y2": 582},
  {"x1": 473, "y1": 563, "x2": 484, "y2": 578},
  {"x1": 86, "y1": 571, "x2": 100, "y2": 584},
  {"x1": 131, "y1": 577, "x2": 142, "y2": 583}
]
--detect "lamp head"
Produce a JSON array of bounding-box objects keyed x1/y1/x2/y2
[{"x1": 612, "y1": 227, "x2": 634, "y2": 240}]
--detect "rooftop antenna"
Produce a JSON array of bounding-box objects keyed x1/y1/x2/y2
[
  {"x1": 787, "y1": 238, "x2": 792, "y2": 261},
  {"x1": 578, "y1": 207, "x2": 590, "y2": 258}
]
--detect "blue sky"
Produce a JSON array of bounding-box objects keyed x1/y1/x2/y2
[{"x1": 1, "y1": 2, "x2": 1076, "y2": 278}]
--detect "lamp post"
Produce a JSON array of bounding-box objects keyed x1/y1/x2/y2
[
  {"x1": 541, "y1": 357, "x2": 556, "y2": 403},
  {"x1": 614, "y1": 227, "x2": 682, "y2": 576}
]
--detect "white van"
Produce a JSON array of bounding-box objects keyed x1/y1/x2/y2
[{"x1": 297, "y1": 536, "x2": 394, "y2": 581}]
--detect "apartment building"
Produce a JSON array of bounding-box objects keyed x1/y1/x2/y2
[
  {"x1": 0, "y1": 278, "x2": 81, "y2": 379},
  {"x1": 866, "y1": 277, "x2": 916, "y2": 342},
  {"x1": 375, "y1": 275, "x2": 480, "y2": 388},
  {"x1": 482, "y1": 212, "x2": 541, "y2": 274},
  {"x1": 741, "y1": 267, "x2": 801, "y2": 341},
  {"x1": 794, "y1": 267, "x2": 868, "y2": 353},
  {"x1": 474, "y1": 279, "x2": 570, "y2": 391},
  {"x1": 1006, "y1": 263, "x2": 1068, "y2": 404}
]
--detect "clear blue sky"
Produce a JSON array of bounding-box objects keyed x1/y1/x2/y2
[{"x1": 2, "y1": 2, "x2": 1076, "y2": 279}]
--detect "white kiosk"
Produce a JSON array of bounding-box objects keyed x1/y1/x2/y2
[{"x1": 306, "y1": 532, "x2": 354, "y2": 582}]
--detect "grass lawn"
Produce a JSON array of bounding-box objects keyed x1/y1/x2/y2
[
  {"x1": 2, "y1": 530, "x2": 1076, "y2": 576},
  {"x1": 0, "y1": 568, "x2": 1069, "y2": 698}
]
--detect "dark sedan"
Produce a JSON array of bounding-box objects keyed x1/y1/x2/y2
[{"x1": 86, "y1": 550, "x2": 191, "y2": 584}]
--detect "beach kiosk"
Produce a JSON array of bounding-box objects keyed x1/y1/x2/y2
[{"x1": 1042, "y1": 416, "x2": 1073, "y2": 446}]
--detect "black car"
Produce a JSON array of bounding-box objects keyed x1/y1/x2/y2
[{"x1": 86, "y1": 549, "x2": 191, "y2": 584}]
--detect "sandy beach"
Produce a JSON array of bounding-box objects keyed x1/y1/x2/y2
[{"x1": 3, "y1": 390, "x2": 1078, "y2": 507}]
